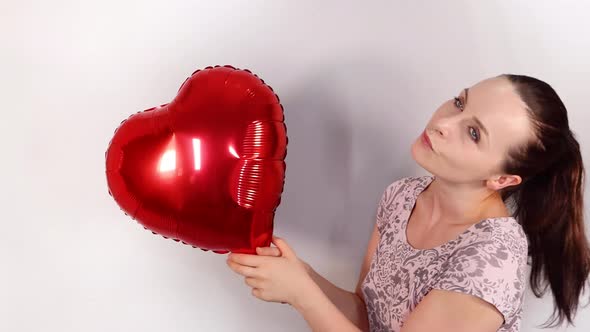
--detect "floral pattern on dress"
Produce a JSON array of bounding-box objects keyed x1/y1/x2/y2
[{"x1": 361, "y1": 175, "x2": 528, "y2": 332}]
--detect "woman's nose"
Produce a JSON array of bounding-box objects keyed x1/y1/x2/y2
[{"x1": 432, "y1": 123, "x2": 448, "y2": 138}]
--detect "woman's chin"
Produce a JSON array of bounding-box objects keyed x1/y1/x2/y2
[
  {"x1": 410, "y1": 139, "x2": 428, "y2": 161},
  {"x1": 411, "y1": 140, "x2": 436, "y2": 173}
]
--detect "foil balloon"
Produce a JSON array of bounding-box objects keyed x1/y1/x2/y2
[{"x1": 105, "y1": 65, "x2": 287, "y2": 254}]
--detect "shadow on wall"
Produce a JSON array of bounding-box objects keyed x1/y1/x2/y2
[
  {"x1": 176, "y1": 57, "x2": 428, "y2": 332},
  {"x1": 275, "y1": 56, "x2": 421, "y2": 261}
]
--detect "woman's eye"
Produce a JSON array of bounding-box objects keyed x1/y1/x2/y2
[
  {"x1": 453, "y1": 97, "x2": 463, "y2": 110},
  {"x1": 469, "y1": 127, "x2": 480, "y2": 142}
]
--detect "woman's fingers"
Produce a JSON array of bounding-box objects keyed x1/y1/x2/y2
[
  {"x1": 256, "y1": 246, "x2": 282, "y2": 257},
  {"x1": 227, "y1": 259, "x2": 258, "y2": 277},
  {"x1": 245, "y1": 277, "x2": 264, "y2": 289},
  {"x1": 228, "y1": 253, "x2": 266, "y2": 267},
  {"x1": 271, "y1": 236, "x2": 296, "y2": 258}
]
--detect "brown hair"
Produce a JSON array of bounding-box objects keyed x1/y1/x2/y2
[{"x1": 499, "y1": 74, "x2": 590, "y2": 327}]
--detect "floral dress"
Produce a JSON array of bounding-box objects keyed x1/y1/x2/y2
[{"x1": 361, "y1": 175, "x2": 528, "y2": 332}]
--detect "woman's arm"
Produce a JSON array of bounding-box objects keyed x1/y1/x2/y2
[
  {"x1": 400, "y1": 289, "x2": 503, "y2": 332},
  {"x1": 292, "y1": 278, "x2": 363, "y2": 332},
  {"x1": 227, "y1": 236, "x2": 370, "y2": 331},
  {"x1": 305, "y1": 264, "x2": 369, "y2": 331},
  {"x1": 300, "y1": 220, "x2": 380, "y2": 332},
  {"x1": 228, "y1": 224, "x2": 378, "y2": 331}
]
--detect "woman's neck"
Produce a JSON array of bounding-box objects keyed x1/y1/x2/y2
[{"x1": 422, "y1": 177, "x2": 508, "y2": 226}]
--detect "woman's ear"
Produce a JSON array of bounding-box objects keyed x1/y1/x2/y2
[{"x1": 486, "y1": 174, "x2": 522, "y2": 191}]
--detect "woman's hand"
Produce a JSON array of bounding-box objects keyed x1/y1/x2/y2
[{"x1": 226, "y1": 236, "x2": 315, "y2": 307}]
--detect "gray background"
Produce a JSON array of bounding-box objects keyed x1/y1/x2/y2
[{"x1": 2, "y1": 0, "x2": 588, "y2": 331}]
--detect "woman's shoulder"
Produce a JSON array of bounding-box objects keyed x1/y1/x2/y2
[
  {"x1": 459, "y1": 217, "x2": 529, "y2": 266},
  {"x1": 473, "y1": 217, "x2": 527, "y2": 246},
  {"x1": 436, "y1": 216, "x2": 529, "y2": 323},
  {"x1": 375, "y1": 176, "x2": 428, "y2": 233},
  {"x1": 382, "y1": 175, "x2": 433, "y2": 195},
  {"x1": 378, "y1": 175, "x2": 434, "y2": 214}
]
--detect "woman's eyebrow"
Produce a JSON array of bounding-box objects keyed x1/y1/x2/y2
[
  {"x1": 464, "y1": 88, "x2": 469, "y2": 105},
  {"x1": 462, "y1": 87, "x2": 489, "y2": 139},
  {"x1": 473, "y1": 116, "x2": 489, "y2": 138}
]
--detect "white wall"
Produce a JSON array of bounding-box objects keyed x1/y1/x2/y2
[{"x1": 2, "y1": 0, "x2": 589, "y2": 331}]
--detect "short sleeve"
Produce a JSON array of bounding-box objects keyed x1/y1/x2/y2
[
  {"x1": 432, "y1": 227, "x2": 528, "y2": 323},
  {"x1": 375, "y1": 179, "x2": 405, "y2": 235}
]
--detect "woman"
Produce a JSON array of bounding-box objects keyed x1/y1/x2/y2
[{"x1": 226, "y1": 74, "x2": 590, "y2": 332}]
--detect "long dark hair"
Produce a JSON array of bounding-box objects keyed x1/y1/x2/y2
[{"x1": 498, "y1": 74, "x2": 590, "y2": 327}]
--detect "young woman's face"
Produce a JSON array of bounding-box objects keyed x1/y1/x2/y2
[{"x1": 411, "y1": 76, "x2": 533, "y2": 183}]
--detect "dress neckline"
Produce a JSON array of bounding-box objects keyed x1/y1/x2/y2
[{"x1": 402, "y1": 175, "x2": 516, "y2": 251}]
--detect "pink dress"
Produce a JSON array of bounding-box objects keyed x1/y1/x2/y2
[{"x1": 361, "y1": 175, "x2": 528, "y2": 332}]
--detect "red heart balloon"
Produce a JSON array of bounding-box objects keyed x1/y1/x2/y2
[{"x1": 105, "y1": 65, "x2": 287, "y2": 254}]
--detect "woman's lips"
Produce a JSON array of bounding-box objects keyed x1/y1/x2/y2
[{"x1": 422, "y1": 131, "x2": 433, "y2": 150}]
